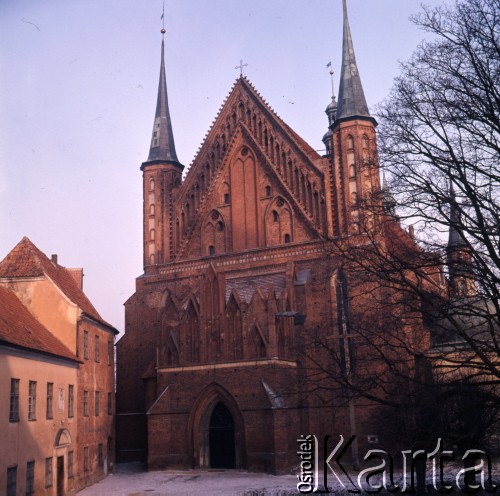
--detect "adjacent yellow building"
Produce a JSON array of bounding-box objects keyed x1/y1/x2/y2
[{"x1": 0, "y1": 237, "x2": 118, "y2": 495}]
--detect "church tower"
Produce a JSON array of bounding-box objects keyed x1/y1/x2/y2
[
  {"x1": 141, "y1": 30, "x2": 183, "y2": 270},
  {"x1": 329, "y1": 0, "x2": 380, "y2": 236},
  {"x1": 446, "y1": 183, "x2": 476, "y2": 297}
]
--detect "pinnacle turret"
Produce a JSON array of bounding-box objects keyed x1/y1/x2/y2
[{"x1": 448, "y1": 182, "x2": 467, "y2": 248}]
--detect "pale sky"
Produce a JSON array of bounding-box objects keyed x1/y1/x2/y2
[{"x1": 0, "y1": 0, "x2": 452, "y2": 334}]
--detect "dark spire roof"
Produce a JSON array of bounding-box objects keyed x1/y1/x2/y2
[
  {"x1": 448, "y1": 182, "x2": 467, "y2": 248},
  {"x1": 336, "y1": 0, "x2": 372, "y2": 123},
  {"x1": 145, "y1": 36, "x2": 181, "y2": 167},
  {"x1": 381, "y1": 172, "x2": 397, "y2": 218}
]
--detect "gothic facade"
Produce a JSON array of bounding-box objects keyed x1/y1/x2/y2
[{"x1": 116, "y1": 2, "x2": 444, "y2": 473}]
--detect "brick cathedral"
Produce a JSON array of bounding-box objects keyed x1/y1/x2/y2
[{"x1": 116, "y1": 2, "x2": 451, "y2": 473}]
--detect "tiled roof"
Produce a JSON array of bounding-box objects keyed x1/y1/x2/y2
[
  {"x1": 0, "y1": 286, "x2": 77, "y2": 361},
  {"x1": 226, "y1": 272, "x2": 286, "y2": 304},
  {"x1": 0, "y1": 237, "x2": 115, "y2": 331}
]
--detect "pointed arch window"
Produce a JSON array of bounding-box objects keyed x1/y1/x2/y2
[
  {"x1": 284, "y1": 234, "x2": 291, "y2": 243},
  {"x1": 265, "y1": 185, "x2": 272, "y2": 197},
  {"x1": 273, "y1": 210, "x2": 279, "y2": 222},
  {"x1": 149, "y1": 178, "x2": 155, "y2": 191},
  {"x1": 209, "y1": 245, "x2": 215, "y2": 256}
]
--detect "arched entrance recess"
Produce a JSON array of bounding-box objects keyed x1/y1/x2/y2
[
  {"x1": 209, "y1": 402, "x2": 235, "y2": 468},
  {"x1": 188, "y1": 383, "x2": 245, "y2": 469}
]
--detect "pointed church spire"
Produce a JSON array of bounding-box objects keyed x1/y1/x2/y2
[
  {"x1": 336, "y1": 0, "x2": 372, "y2": 122},
  {"x1": 448, "y1": 182, "x2": 467, "y2": 248},
  {"x1": 381, "y1": 172, "x2": 397, "y2": 219},
  {"x1": 146, "y1": 33, "x2": 181, "y2": 166}
]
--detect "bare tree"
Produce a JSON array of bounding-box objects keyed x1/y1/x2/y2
[{"x1": 300, "y1": 0, "x2": 500, "y2": 454}]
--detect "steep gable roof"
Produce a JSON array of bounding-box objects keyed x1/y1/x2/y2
[
  {"x1": 0, "y1": 237, "x2": 116, "y2": 332},
  {"x1": 0, "y1": 286, "x2": 78, "y2": 361},
  {"x1": 172, "y1": 78, "x2": 327, "y2": 256}
]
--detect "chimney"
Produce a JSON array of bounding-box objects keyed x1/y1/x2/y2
[{"x1": 51, "y1": 254, "x2": 58, "y2": 265}]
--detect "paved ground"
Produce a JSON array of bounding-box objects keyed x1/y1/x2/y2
[{"x1": 76, "y1": 463, "x2": 300, "y2": 495}]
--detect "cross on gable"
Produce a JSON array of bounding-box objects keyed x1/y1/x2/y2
[{"x1": 235, "y1": 59, "x2": 248, "y2": 77}]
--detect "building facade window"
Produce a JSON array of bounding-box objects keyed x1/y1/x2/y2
[
  {"x1": 9, "y1": 379, "x2": 19, "y2": 422},
  {"x1": 68, "y1": 451, "x2": 74, "y2": 478},
  {"x1": 45, "y1": 458, "x2": 52, "y2": 488},
  {"x1": 107, "y1": 392, "x2": 112, "y2": 415},
  {"x1": 98, "y1": 443, "x2": 103, "y2": 466},
  {"x1": 84, "y1": 447, "x2": 89, "y2": 472},
  {"x1": 84, "y1": 330, "x2": 89, "y2": 359},
  {"x1": 95, "y1": 335, "x2": 100, "y2": 362},
  {"x1": 7, "y1": 466, "x2": 17, "y2": 496},
  {"x1": 28, "y1": 381, "x2": 37, "y2": 421},
  {"x1": 95, "y1": 391, "x2": 100, "y2": 416},
  {"x1": 68, "y1": 385, "x2": 74, "y2": 418},
  {"x1": 26, "y1": 461, "x2": 35, "y2": 496},
  {"x1": 46, "y1": 382, "x2": 53, "y2": 419},
  {"x1": 83, "y1": 390, "x2": 89, "y2": 416}
]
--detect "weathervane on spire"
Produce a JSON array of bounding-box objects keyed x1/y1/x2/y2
[
  {"x1": 161, "y1": 1, "x2": 166, "y2": 35},
  {"x1": 327, "y1": 60, "x2": 336, "y2": 99},
  {"x1": 235, "y1": 59, "x2": 248, "y2": 78}
]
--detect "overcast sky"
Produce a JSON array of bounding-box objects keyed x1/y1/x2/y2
[{"x1": 0, "y1": 0, "x2": 453, "y2": 334}]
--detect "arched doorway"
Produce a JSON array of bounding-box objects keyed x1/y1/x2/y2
[
  {"x1": 189, "y1": 383, "x2": 246, "y2": 469},
  {"x1": 209, "y1": 402, "x2": 235, "y2": 468}
]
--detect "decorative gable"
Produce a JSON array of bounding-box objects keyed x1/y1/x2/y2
[{"x1": 171, "y1": 78, "x2": 329, "y2": 260}]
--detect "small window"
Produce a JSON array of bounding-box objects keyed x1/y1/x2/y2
[
  {"x1": 95, "y1": 335, "x2": 100, "y2": 363},
  {"x1": 217, "y1": 221, "x2": 224, "y2": 232},
  {"x1": 150, "y1": 254, "x2": 155, "y2": 265},
  {"x1": 7, "y1": 466, "x2": 17, "y2": 496},
  {"x1": 28, "y1": 381, "x2": 37, "y2": 421},
  {"x1": 209, "y1": 245, "x2": 215, "y2": 256},
  {"x1": 150, "y1": 178, "x2": 155, "y2": 191},
  {"x1": 349, "y1": 164, "x2": 356, "y2": 178},
  {"x1": 224, "y1": 193, "x2": 230, "y2": 204},
  {"x1": 84, "y1": 447, "x2": 89, "y2": 472},
  {"x1": 45, "y1": 458, "x2": 52, "y2": 488},
  {"x1": 273, "y1": 210, "x2": 279, "y2": 222},
  {"x1": 68, "y1": 451, "x2": 74, "y2": 478},
  {"x1": 347, "y1": 135, "x2": 354, "y2": 149},
  {"x1": 9, "y1": 379, "x2": 19, "y2": 422},
  {"x1": 83, "y1": 331, "x2": 89, "y2": 359},
  {"x1": 46, "y1": 383, "x2": 53, "y2": 420},
  {"x1": 150, "y1": 228, "x2": 155, "y2": 241},
  {"x1": 26, "y1": 461, "x2": 35, "y2": 496},
  {"x1": 284, "y1": 234, "x2": 291, "y2": 243},
  {"x1": 68, "y1": 385, "x2": 74, "y2": 418},
  {"x1": 108, "y1": 392, "x2": 113, "y2": 415},
  {"x1": 83, "y1": 391, "x2": 89, "y2": 417},
  {"x1": 95, "y1": 391, "x2": 100, "y2": 416},
  {"x1": 149, "y1": 204, "x2": 155, "y2": 215},
  {"x1": 265, "y1": 185, "x2": 272, "y2": 197},
  {"x1": 98, "y1": 443, "x2": 104, "y2": 466}
]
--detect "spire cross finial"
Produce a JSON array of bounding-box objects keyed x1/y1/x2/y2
[{"x1": 235, "y1": 59, "x2": 248, "y2": 77}]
